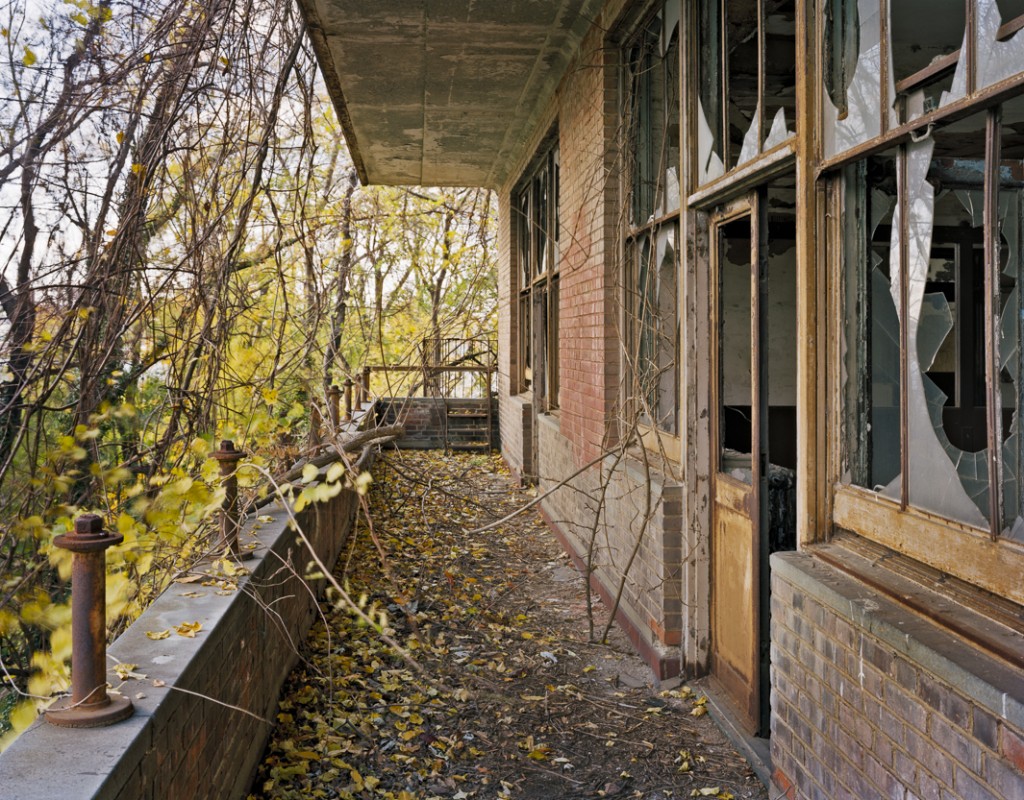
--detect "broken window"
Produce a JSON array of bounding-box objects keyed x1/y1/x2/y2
[
  {"x1": 696, "y1": 0, "x2": 796, "y2": 184},
  {"x1": 825, "y1": 0, "x2": 1024, "y2": 157},
  {"x1": 515, "y1": 139, "x2": 560, "y2": 409},
  {"x1": 624, "y1": 2, "x2": 680, "y2": 436},
  {"x1": 841, "y1": 104, "x2": 1024, "y2": 537}
]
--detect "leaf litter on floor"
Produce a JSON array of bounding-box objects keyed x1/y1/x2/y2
[{"x1": 248, "y1": 452, "x2": 766, "y2": 800}]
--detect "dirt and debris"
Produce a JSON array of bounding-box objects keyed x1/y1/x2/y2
[{"x1": 247, "y1": 451, "x2": 769, "y2": 800}]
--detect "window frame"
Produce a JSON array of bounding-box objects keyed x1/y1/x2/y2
[
  {"x1": 692, "y1": 0, "x2": 798, "y2": 194},
  {"x1": 514, "y1": 137, "x2": 560, "y2": 411},
  {"x1": 825, "y1": 104, "x2": 1024, "y2": 606},
  {"x1": 622, "y1": 1, "x2": 682, "y2": 454}
]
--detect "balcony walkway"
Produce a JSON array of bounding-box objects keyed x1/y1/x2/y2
[{"x1": 245, "y1": 451, "x2": 768, "y2": 800}]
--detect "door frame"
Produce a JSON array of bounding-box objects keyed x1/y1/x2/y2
[{"x1": 708, "y1": 189, "x2": 771, "y2": 735}]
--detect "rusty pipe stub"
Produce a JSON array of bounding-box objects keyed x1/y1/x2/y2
[
  {"x1": 211, "y1": 441, "x2": 253, "y2": 561},
  {"x1": 211, "y1": 439, "x2": 243, "y2": 465},
  {"x1": 343, "y1": 377, "x2": 354, "y2": 421},
  {"x1": 46, "y1": 514, "x2": 134, "y2": 728}
]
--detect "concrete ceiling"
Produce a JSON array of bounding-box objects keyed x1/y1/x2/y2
[{"x1": 299, "y1": 0, "x2": 603, "y2": 188}]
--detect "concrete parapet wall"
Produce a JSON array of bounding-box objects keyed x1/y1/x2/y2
[{"x1": 0, "y1": 472, "x2": 363, "y2": 800}]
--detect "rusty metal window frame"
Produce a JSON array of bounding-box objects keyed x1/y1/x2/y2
[
  {"x1": 622, "y1": 1, "x2": 682, "y2": 442},
  {"x1": 819, "y1": 0, "x2": 1024, "y2": 170},
  {"x1": 691, "y1": 0, "x2": 798, "y2": 196},
  {"x1": 828, "y1": 101, "x2": 1024, "y2": 604},
  {"x1": 513, "y1": 137, "x2": 560, "y2": 410}
]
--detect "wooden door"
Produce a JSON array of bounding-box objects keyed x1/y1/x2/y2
[{"x1": 710, "y1": 193, "x2": 768, "y2": 734}]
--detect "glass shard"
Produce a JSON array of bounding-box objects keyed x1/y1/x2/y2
[
  {"x1": 823, "y1": 0, "x2": 887, "y2": 157},
  {"x1": 697, "y1": 97, "x2": 726, "y2": 184}
]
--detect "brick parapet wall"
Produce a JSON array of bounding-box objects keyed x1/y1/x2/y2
[
  {"x1": 537, "y1": 414, "x2": 682, "y2": 679},
  {"x1": 376, "y1": 397, "x2": 498, "y2": 450},
  {"x1": 0, "y1": 466, "x2": 364, "y2": 800},
  {"x1": 770, "y1": 551, "x2": 1024, "y2": 800}
]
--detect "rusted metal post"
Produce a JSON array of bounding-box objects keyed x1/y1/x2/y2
[
  {"x1": 212, "y1": 440, "x2": 251, "y2": 560},
  {"x1": 361, "y1": 365, "x2": 371, "y2": 404},
  {"x1": 343, "y1": 377, "x2": 354, "y2": 422},
  {"x1": 309, "y1": 400, "x2": 322, "y2": 448},
  {"x1": 328, "y1": 384, "x2": 340, "y2": 428},
  {"x1": 46, "y1": 515, "x2": 134, "y2": 728}
]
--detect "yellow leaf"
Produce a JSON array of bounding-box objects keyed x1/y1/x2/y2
[
  {"x1": 10, "y1": 700, "x2": 37, "y2": 733},
  {"x1": 22, "y1": 47, "x2": 36, "y2": 66},
  {"x1": 145, "y1": 629, "x2": 170, "y2": 640},
  {"x1": 291, "y1": 750, "x2": 319, "y2": 760},
  {"x1": 174, "y1": 621, "x2": 202, "y2": 638},
  {"x1": 325, "y1": 462, "x2": 345, "y2": 484},
  {"x1": 301, "y1": 463, "x2": 318, "y2": 483},
  {"x1": 116, "y1": 131, "x2": 124, "y2": 145},
  {"x1": 114, "y1": 663, "x2": 146, "y2": 680}
]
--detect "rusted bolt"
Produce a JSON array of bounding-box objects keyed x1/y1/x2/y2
[
  {"x1": 328, "y1": 384, "x2": 341, "y2": 428},
  {"x1": 343, "y1": 377, "x2": 354, "y2": 422},
  {"x1": 362, "y1": 365, "x2": 371, "y2": 404},
  {"x1": 212, "y1": 440, "x2": 251, "y2": 560},
  {"x1": 45, "y1": 514, "x2": 134, "y2": 728}
]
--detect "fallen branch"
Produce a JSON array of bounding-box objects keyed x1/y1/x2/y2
[{"x1": 276, "y1": 424, "x2": 405, "y2": 485}]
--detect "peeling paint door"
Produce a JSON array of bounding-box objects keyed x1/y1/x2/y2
[{"x1": 710, "y1": 192, "x2": 769, "y2": 735}]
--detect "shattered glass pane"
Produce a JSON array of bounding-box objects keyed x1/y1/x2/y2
[
  {"x1": 890, "y1": 135, "x2": 990, "y2": 527},
  {"x1": 727, "y1": 0, "x2": 760, "y2": 169},
  {"x1": 764, "y1": 108, "x2": 792, "y2": 151},
  {"x1": 823, "y1": 0, "x2": 890, "y2": 158},
  {"x1": 697, "y1": 0, "x2": 724, "y2": 185},
  {"x1": 1000, "y1": 100, "x2": 1024, "y2": 536},
  {"x1": 842, "y1": 155, "x2": 900, "y2": 491},
  {"x1": 736, "y1": 101, "x2": 762, "y2": 166},
  {"x1": 891, "y1": 0, "x2": 963, "y2": 122},
  {"x1": 697, "y1": 97, "x2": 726, "y2": 185},
  {"x1": 655, "y1": 224, "x2": 679, "y2": 433},
  {"x1": 763, "y1": 0, "x2": 796, "y2": 150}
]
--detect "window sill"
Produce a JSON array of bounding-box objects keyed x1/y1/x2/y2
[
  {"x1": 772, "y1": 544, "x2": 1024, "y2": 730},
  {"x1": 832, "y1": 483, "x2": 1024, "y2": 606}
]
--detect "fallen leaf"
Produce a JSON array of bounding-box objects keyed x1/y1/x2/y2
[
  {"x1": 174, "y1": 621, "x2": 202, "y2": 638},
  {"x1": 145, "y1": 629, "x2": 170, "y2": 640}
]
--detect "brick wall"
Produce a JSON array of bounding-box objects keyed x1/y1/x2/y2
[
  {"x1": 377, "y1": 397, "x2": 498, "y2": 450},
  {"x1": 537, "y1": 414, "x2": 683, "y2": 680},
  {"x1": 0, "y1": 466, "x2": 364, "y2": 800},
  {"x1": 771, "y1": 551, "x2": 1024, "y2": 800},
  {"x1": 557, "y1": 15, "x2": 621, "y2": 468},
  {"x1": 500, "y1": 393, "x2": 534, "y2": 481}
]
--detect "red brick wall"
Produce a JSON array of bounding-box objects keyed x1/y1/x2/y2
[{"x1": 557, "y1": 19, "x2": 622, "y2": 467}]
